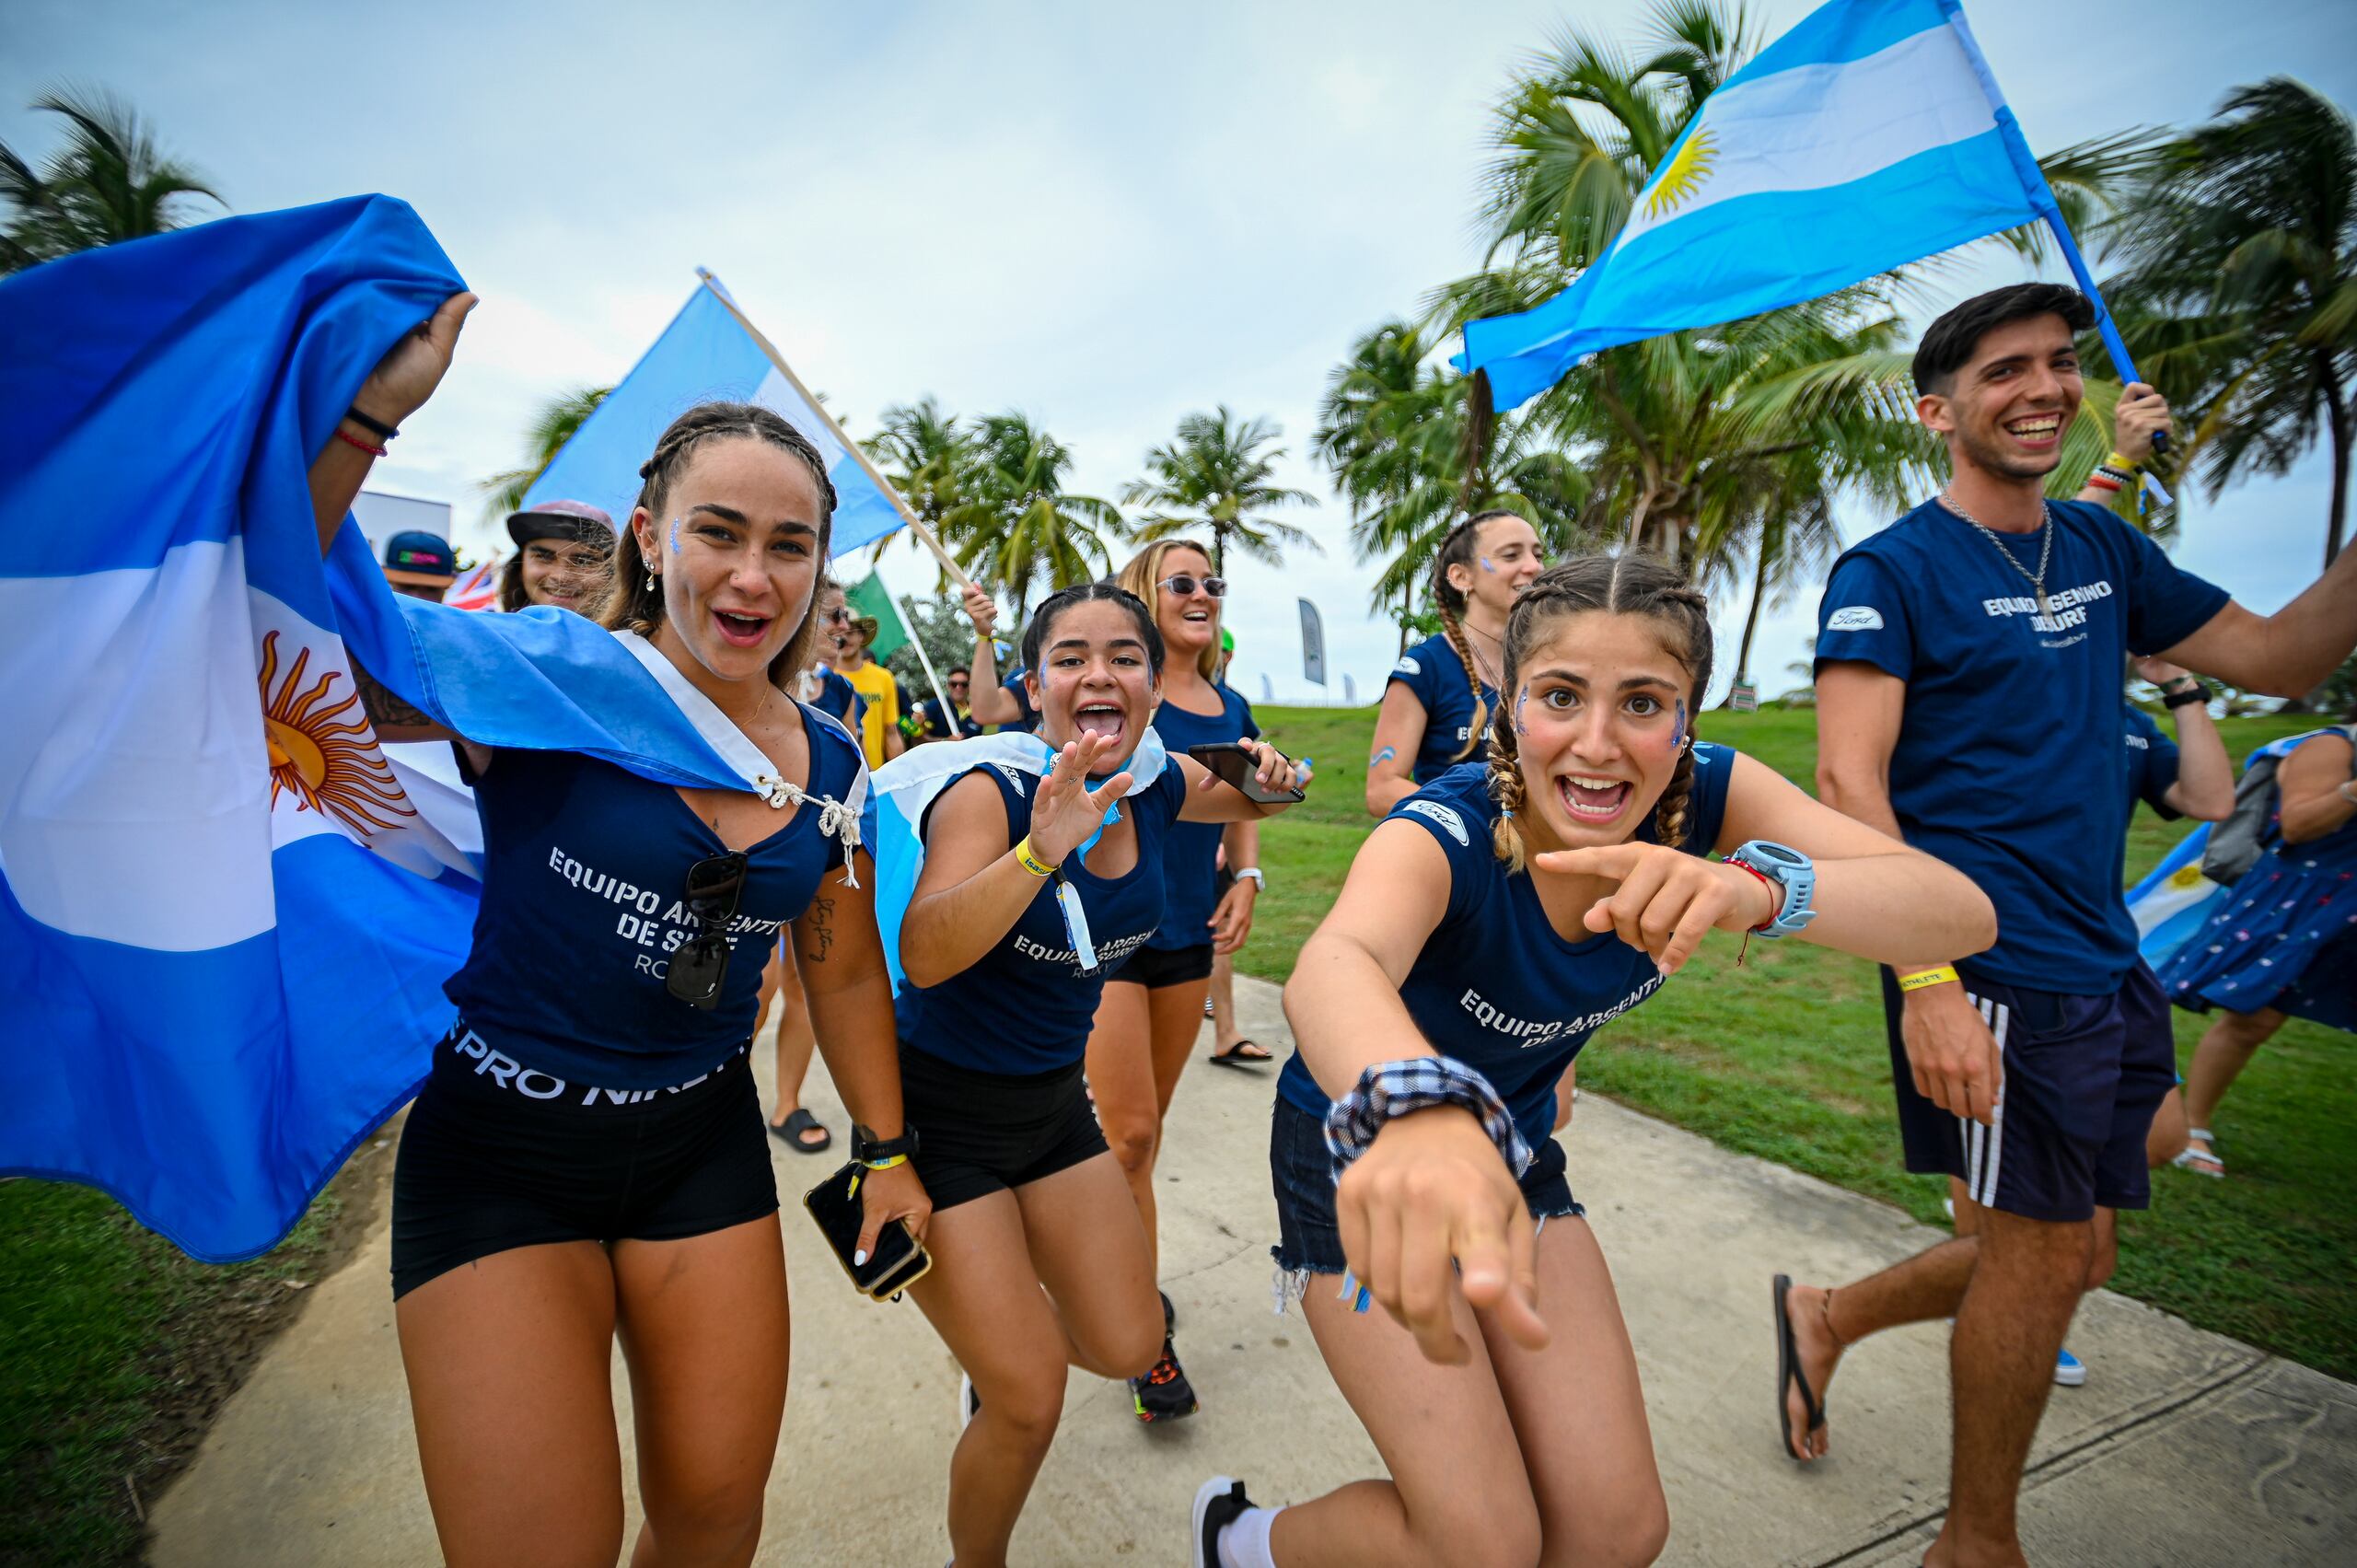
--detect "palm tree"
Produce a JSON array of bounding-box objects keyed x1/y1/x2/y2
[
  {"x1": 478, "y1": 385, "x2": 612, "y2": 523},
  {"x1": 941, "y1": 412, "x2": 1126, "y2": 621},
  {"x1": 2099, "y1": 79, "x2": 2356, "y2": 565},
  {"x1": 865, "y1": 397, "x2": 981, "y2": 583},
  {"x1": 1122, "y1": 406, "x2": 1319, "y2": 573},
  {"x1": 1, "y1": 86, "x2": 222, "y2": 272}
]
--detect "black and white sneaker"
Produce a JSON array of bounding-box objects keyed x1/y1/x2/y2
[
  {"x1": 1132, "y1": 1335, "x2": 1200, "y2": 1423},
  {"x1": 1191, "y1": 1475, "x2": 1254, "y2": 1568},
  {"x1": 958, "y1": 1371, "x2": 981, "y2": 1432}
]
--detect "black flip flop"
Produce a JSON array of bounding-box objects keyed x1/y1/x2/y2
[
  {"x1": 1773, "y1": 1273, "x2": 1825, "y2": 1461},
  {"x1": 1209, "y1": 1039, "x2": 1272, "y2": 1068},
  {"x1": 770, "y1": 1108, "x2": 832, "y2": 1154}
]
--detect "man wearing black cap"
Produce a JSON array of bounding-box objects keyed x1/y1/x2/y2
[
  {"x1": 499, "y1": 499, "x2": 615, "y2": 615},
  {"x1": 380, "y1": 530, "x2": 458, "y2": 602}
]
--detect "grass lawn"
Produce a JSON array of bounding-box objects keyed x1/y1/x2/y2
[{"x1": 1249, "y1": 703, "x2": 2355, "y2": 1382}]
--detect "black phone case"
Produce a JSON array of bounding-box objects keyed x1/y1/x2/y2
[
  {"x1": 803, "y1": 1161, "x2": 929, "y2": 1298},
  {"x1": 1187, "y1": 742, "x2": 1305, "y2": 804}
]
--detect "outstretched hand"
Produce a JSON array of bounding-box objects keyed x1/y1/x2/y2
[
  {"x1": 354, "y1": 291, "x2": 477, "y2": 429},
  {"x1": 1028, "y1": 735, "x2": 1132, "y2": 865},
  {"x1": 1534, "y1": 842, "x2": 1774, "y2": 976},
  {"x1": 1333, "y1": 1106, "x2": 1547, "y2": 1365}
]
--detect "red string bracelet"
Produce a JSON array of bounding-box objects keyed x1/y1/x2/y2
[
  {"x1": 1724, "y1": 857, "x2": 1781, "y2": 967},
  {"x1": 334, "y1": 428, "x2": 389, "y2": 459}
]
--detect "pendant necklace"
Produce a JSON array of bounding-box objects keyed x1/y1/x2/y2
[{"x1": 1939, "y1": 490, "x2": 2055, "y2": 622}]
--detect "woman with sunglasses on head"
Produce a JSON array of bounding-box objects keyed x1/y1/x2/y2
[
  {"x1": 308, "y1": 298, "x2": 926, "y2": 1568},
  {"x1": 1365, "y1": 511, "x2": 1546, "y2": 819},
  {"x1": 1191, "y1": 554, "x2": 1993, "y2": 1568},
  {"x1": 894, "y1": 581, "x2": 1303, "y2": 1568},
  {"x1": 1077, "y1": 540, "x2": 1270, "y2": 1420}
]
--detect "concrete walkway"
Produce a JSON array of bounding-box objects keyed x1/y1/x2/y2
[{"x1": 151, "y1": 977, "x2": 2354, "y2": 1566}]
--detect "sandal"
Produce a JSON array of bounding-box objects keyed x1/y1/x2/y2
[
  {"x1": 769, "y1": 1108, "x2": 832, "y2": 1154},
  {"x1": 1209, "y1": 1039, "x2": 1272, "y2": 1068},
  {"x1": 2172, "y1": 1130, "x2": 2224, "y2": 1179},
  {"x1": 1772, "y1": 1273, "x2": 1826, "y2": 1462}
]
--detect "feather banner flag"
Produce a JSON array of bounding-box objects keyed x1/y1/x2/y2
[
  {"x1": 0, "y1": 196, "x2": 845, "y2": 1261},
  {"x1": 524, "y1": 273, "x2": 910, "y2": 556},
  {"x1": 1459, "y1": 0, "x2": 2139, "y2": 412}
]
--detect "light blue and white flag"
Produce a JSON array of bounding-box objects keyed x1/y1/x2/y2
[
  {"x1": 2125, "y1": 730, "x2": 2335, "y2": 968},
  {"x1": 1462, "y1": 0, "x2": 2073, "y2": 412},
  {"x1": 865, "y1": 731, "x2": 1169, "y2": 990},
  {"x1": 525, "y1": 275, "x2": 908, "y2": 555},
  {"x1": 0, "y1": 197, "x2": 840, "y2": 1262}
]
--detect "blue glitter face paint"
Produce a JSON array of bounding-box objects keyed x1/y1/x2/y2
[
  {"x1": 667, "y1": 516, "x2": 682, "y2": 556},
  {"x1": 1513, "y1": 682, "x2": 1530, "y2": 737},
  {"x1": 1480, "y1": 556, "x2": 1498, "y2": 574},
  {"x1": 1672, "y1": 698, "x2": 1687, "y2": 750}
]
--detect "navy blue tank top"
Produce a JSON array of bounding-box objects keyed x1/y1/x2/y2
[
  {"x1": 1144, "y1": 682, "x2": 1259, "y2": 952},
  {"x1": 444, "y1": 701, "x2": 866, "y2": 1088},
  {"x1": 1277, "y1": 747, "x2": 1735, "y2": 1146},
  {"x1": 895, "y1": 760, "x2": 1188, "y2": 1074}
]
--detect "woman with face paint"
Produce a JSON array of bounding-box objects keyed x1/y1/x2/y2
[
  {"x1": 308, "y1": 308, "x2": 926, "y2": 1568},
  {"x1": 1190, "y1": 554, "x2": 1994, "y2": 1568},
  {"x1": 1364, "y1": 511, "x2": 1546, "y2": 819},
  {"x1": 893, "y1": 582, "x2": 1302, "y2": 1568}
]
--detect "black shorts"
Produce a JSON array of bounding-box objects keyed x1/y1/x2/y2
[
  {"x1": 390, "y1": 1023, "x2": 777, "y2": 1299},
  {"x1": 897, "y1": 1043, "x2": 1109, "y2": 1213},
  {"x1": 1883, "y1": 965, "x2": 2176, "y2": 1224},
  {"x1": 1115, "y1": 941, "x2": 1214, "y2": 990},
  {"x1": 1268, "y1": 1095, "x2": 1581, "y2": 1278}
]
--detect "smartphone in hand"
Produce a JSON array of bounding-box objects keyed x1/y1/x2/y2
[{"x1": 1188, "y1": 741, "x2": 1305, "y2": 804}]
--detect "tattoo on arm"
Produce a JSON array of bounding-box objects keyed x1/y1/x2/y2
[
  {"x1": 1370, "y1": 745, "x2": 1397, "y2": 768},
  {"x1": 352, "y1": 660, "x2": 435, "y2": 729},
  {"x1": 804, "y1": 894, "x2": 837, "y2": 964}
]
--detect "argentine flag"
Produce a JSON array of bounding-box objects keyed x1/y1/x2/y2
[
  {"x1": 1, "y1": 197, "x2": 829, "y2": 1261},
  {"x1": 1462, "y1": 0, "x2": 2061, "y2": 411},
  {"x1": 524, "y1": 275, "x2": 908, "y2": 556}
]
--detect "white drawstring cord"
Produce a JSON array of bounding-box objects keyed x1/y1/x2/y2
[{"x1": 752, "y1": 773, "x2": 864, "y2": 888}]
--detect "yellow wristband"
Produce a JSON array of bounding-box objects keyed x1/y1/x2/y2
[
  {"x1": 2106, "y1": 450, "x2": 2142, "y2": 473},
  {"x1": 861, "y1": 1153, "x2": 909, "y2": 1173},
  {"x1": 1013, "y1": 835, "x2": 1058, "y2": 877},
  {"x1": 1897, "y1": 965, "x2": 1960, "y2": 993}
]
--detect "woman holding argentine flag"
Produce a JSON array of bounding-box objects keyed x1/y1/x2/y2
[
  {"x1": 1190, "y1": 552, "x2": 1993, "y2": 1568},
  {"x1": 310, "y1": 296, "x2": 928, "y2": 1568},
  {"x1": 888, "y1": 580, "x2": 1303, "y2": 1568}
]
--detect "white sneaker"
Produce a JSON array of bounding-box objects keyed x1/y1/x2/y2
[
  {"x1": 958, "y1": 1372, "x2": 979, "y2": 1432},
  {"x1": 2054, "y1": 1348, "x2": 2087, "y2": 1387}
]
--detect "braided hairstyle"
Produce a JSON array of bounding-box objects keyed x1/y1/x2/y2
[
  {"x1": 604, "y1": 401, "x2": 841, "y2": 687},
  {"x1": 1431, "y1": 508, "x2": 1521, "y2": 761},
  {"x1": 1486, "y1": 552, "x2": 1715, "y2": 874}
]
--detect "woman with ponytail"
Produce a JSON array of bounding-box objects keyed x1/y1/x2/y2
[
  {"x1": 1190, "y1": 553, "x2": 1994, "y2": 1568},
  {"x1": 1364, "y1": 510, "x2": 1545, "y2": 818}
]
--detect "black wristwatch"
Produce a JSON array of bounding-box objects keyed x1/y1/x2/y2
[
  {"x1": 2162, "y1": 679, "x2": 2206, "y2": 709},
  {"x1": 852, "y1": 1124, "x2": 919, "y2": 1166}
]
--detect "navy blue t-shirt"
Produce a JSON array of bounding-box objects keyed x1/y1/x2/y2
[
  {"x1": 917, "y1": 696, "x2": 982, "y2": 739},
  {"x1": 1144, "y1": 682, "x2": 1259, "y2": 953},
  {"x1": 2122, "y1": 705, "x2": 2182, "y2": 819},
  {"x1": 1277, "y1": 746, "x2": 1736, "y2": 1149},
  {"x1": 804, "y1": 667, "x2": 864, "y2": 731},
  {"x1": 1815, "y1": 498, "x2": 2226, "y2": 991},
  {"x1": 444, "y1": 703, "x2": 867, "y2": 1088},
  {"x1": 995, "y1": 668, "x2": 1041, "y2": 733},
  {"x1": 896, "y1": 760, "x2": 1189, "y2": 1074},
  {"x1": 1388, "y1": 633, "x2": 1499, "y2": 784}
]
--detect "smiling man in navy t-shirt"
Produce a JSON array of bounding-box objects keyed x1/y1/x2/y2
[{"x1": 1773, "y1": 283, "x2": 2357, "y2": 1568}]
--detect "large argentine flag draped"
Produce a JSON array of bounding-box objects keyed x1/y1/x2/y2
[
  {"x1": 2124, "y1": 732, "x2": 2328, "y2": 968},
  {"x1": 866, "y1": 731, "x2": 1170, "y2": 992},
  {"x1": 523, "y1": 279, "x2": 905, "y2": 555},
  {"x1": 1, "y1": 197, "x2": 819, "y2": 1261},
  {"x1": 1462, "y1": 0, "x2": 2061, "y2": 412}
]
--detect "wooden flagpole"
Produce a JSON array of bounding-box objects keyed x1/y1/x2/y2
[{"x1": 693, "y1": 269, "x2": 977, "y2": 593}]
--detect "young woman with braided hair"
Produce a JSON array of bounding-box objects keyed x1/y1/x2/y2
[
  {"x1": 314, "y1": 320, "x2": 926, "y2": 1568},
  {"x1": 1364, "y1": 510, "x2": 1545, "y2": 817},
  {"x1": 1192, "y1": 552, "x2": 1994, "y2": 1568}
]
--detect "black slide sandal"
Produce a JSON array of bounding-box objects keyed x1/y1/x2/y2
[
  {"x1": 1773, "y1": 1273, "x2": 1824, "y2": 1461},
  {"x1": 770, "y1": 1108, "x2": 832, "y2": 1154}
]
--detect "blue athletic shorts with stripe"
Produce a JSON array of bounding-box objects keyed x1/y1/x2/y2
[{"x1": 1880, "y1": 964, "x2": 2176, "y2": 1223}]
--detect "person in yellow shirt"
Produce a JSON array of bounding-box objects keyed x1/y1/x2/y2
[{"x1": 835, "y1": 615, "x2": 903, "y2": 767}]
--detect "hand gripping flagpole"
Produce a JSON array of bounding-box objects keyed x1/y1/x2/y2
[
  {"x1": 693, "y1": 269, "x2": 984, "y2": 590},
  {"x1": 1942, "y1": 0, "x2": 2174, "y2": 512}
]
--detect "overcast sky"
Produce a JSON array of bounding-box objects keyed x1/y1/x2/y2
[{"x1": 8, "y1": 0, "x2": 2352, "y2": 704}]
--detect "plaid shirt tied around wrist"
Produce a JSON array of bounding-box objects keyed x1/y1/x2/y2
[{"x1": 1323, "y1": 1057, "x2": 1535, "y2": 1186}]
